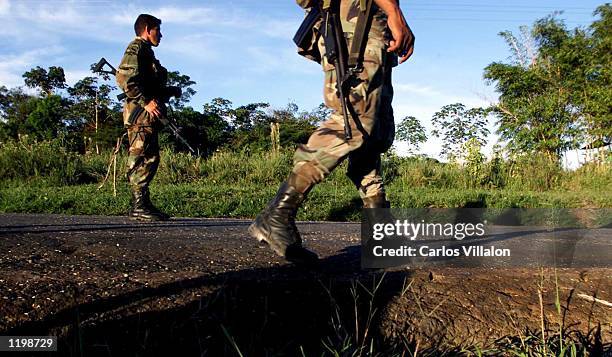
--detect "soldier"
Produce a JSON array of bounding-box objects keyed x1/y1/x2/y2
[
  {"x1": 116, "y1": 14, "x2": 181, "y2": 221},
  {"x1": 248, "y1": 0, "x2": 414, "y2": 263}
]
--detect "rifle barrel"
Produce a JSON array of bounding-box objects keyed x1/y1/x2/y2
[{"x1": 327, "y1": 11, "x2": 352, "y2": 140}]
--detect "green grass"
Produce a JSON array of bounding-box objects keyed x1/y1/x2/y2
[
  {"x1": 0, "y1": 139, "x2": 610, "y2": 218},
  {"x1": 1, "y1": 180, "x2": 609, "y2": 220}
]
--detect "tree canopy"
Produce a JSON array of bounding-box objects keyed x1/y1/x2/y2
[{"x1": 484, "y1": 4, "x2": 611, "y2": 161}]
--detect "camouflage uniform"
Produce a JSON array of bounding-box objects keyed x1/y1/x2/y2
[
  {"x1": 292, "y1": 0, "x2": 396, "y2": 200},
  {"x1": 116, "y1": 37, "x2": 170, "y2": 192},
  {"x1": 116, "y1": 37, "x2": 171, "y2": 219},
  {"x1": 248, "y1": 0, "x2": 398, "y2": 263}
]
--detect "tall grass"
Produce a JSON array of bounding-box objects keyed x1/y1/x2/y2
[
  {"x1": 2, "y1": 138, "x2": 610, "y2": 192},
  {"x1": 0, "y1": 138, "x2": 105, "y2": 185},
  {"x1": 382, "y1": 153, "x2": 611, "y2": 193},
  {"x1": 0, "y1": 138, "x2": 610, "y2": 216}
]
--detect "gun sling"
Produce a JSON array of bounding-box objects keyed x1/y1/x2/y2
[
  {"x1": 348, "y1": 0, "x2": 374, "y2": 68},
  {"x1": 318, "y1": 0, "x2": 375, "y2": 140},
  {"x1": 125, "y1": 104, "x2": 143, "y2": 126}
]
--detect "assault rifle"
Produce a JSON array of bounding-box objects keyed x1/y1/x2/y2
[
  {"x1": 294, "y1": 1, "x2": 372, "y2": 140},
  {"x1": 92, "y1": 58, "x2": 126, "y2": 101},
  {"x1": 321, "y1": 7, "x2": 353, "y2": 140},
  {"x1": 92, "y1": 57, "x2": 196, "y2": 155}
]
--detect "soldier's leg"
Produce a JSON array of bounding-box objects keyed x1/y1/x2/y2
[
  {"x1": 346, "y1": 46, "x2": 395, "y2": 209},
  {"x1": 249, "y1": 34, "x2": 389, "y2": 263},
  {"x1": 346, "y1": 146, "x2": 390, "y2": 208},
  {"x1": 126, "y1": 112, "x2": 166, "y2": 221},
  {"x1": 126, "y1": 128, "x2": 159, "y2": 190}
]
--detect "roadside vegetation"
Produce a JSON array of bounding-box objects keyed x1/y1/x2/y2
[
  {"x1": 0, "y1": 138, "x2": 610, "y2": 219},
  {"x1": 0, "y1": 4, "x2": 610, "y2": 220}
]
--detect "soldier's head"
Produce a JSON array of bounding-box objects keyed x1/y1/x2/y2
[{"x1": 134, "y1": 14, "x2": 162, "y2": 46}]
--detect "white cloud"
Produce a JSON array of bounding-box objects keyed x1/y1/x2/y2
[
  {"x1": 244, "y1": 46, "x2": 319, "y2": 75},
  {"x1": 64, "y1": 70, "x2": 95, "y2": 86},
  {"x1": 261, "y1": 19, "x2": 301, "y2": 39},
  {"x1": 3, "y1": 1, "x2": 83, "y2": 26},
  {"x1": 0, "y1": 47, "x2": 65, "y2": 88},
  {"x1": 33, "y1": 5, "x2": 81, "y2": 26},
  {"x1": 111, "y1": 5, "x2": 245, "y2": 27},
  {"x1": 0, "y1": 0, "x2": 10, "y2": 15},
  {"x1": 0, "y1": 1, "x2": 126, "y2": 45},
  {"x1": 161, "y1": 33, "x2": 221, "y2": 62},
  {"x1": 156, "y1": 6, "x2": 216, "y2": 25}
]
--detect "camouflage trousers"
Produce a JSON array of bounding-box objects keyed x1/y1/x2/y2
[
  {"x1": 125, "y1": 105, "x2": 160, "y2": 191},
  {"x1": 291, "y1": 33, "x2": 395, "y2": 199}
]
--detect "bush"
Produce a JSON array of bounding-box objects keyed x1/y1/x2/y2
[{"x1": 0, "y1": 137, "x2": 101, "y2": 185}]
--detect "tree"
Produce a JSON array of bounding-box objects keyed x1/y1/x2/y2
[
  {"x1": 0, "y1": 87, "x2": 37, "y2": 140},
  {"x1": 25, "y1": 95, "x2": 67, "y2": 140},
  {"x1": 268, "y1": 102, "x2": 316, "y2": 147},
  {"x1": 269, "y1": 102, "x2": 299, "y2": 123},
  {"x1": 0, "y1": 86, "x2": 9, "y2": 121},
  {"x1": 166, "y1": 71, "x2": 196, "y2": 111},
  {"x1": 573, "y1": 5, "x2": 611, "y2": 161},
  {"x1": 298, "y1": 103, "x2": 331, "y2": 125},
  {"x1": 431, "y1": 103, "x2": 490, "y2": 161},
  {"x1": 199, "y1": 97, "x2": 234, "y2": 154},
  {"x1": 22, "y1": 66, "x2": 66, "y2": 96},
  {"x1": 0, "y1": 86, "x2": 10, "y2": 140},
  {"x1": 231, "y1": 102, "x2": 270, "y2": 130},
  {"x1": 484, "y1": 6, "x2": 611, "y2": 162},
  {"x1": 395, "y1": 115, "x2": 427, "y2": 156},
  {"x1": 67, "y1": 77, "x2": 121, "y2": 152}
]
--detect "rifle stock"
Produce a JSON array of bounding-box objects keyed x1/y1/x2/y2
[
  {"x1": 93, "y1": 57, "x2": 117, "y2": 76},
  {"x1": 92, "y1": 57, "x2": 126, "y2": 101}
]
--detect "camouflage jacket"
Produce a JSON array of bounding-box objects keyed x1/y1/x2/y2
[
  {"x1": 116, "y1": 37, "x2": 169, "y2": 108},
  {"x1": 296, "y1": 0, "x2": 391, "y2": 63}
]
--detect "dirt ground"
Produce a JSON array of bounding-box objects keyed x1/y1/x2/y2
[{"x1": 0, "y1": 213, "x2": 610, "y2": 356}]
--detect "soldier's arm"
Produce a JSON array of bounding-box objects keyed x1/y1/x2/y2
[
  {"x1": 116, "y1": 43, "x2": 148, "y2": 108},
  {"x1": 155, "y1": 61, "x2": 181, "y2": 100},
  {"x1": 374, "y1": 0, "x2": 414, "y2": 63}
]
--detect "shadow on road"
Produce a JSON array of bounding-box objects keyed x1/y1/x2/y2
[{"x1": 4, "y1": 245, "x2": 425, "y2": 356}]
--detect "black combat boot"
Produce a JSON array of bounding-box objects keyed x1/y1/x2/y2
[
  {"x1": 128, "y1": 187, "x2": 169, "y2": 221},
  {"x1": 248, "y1": 181, "x2": 319, "y2": 265},
  {"x1": 362, "y1": 193, "x2": 393, "y2": 239},
  {"x1": 361, "y1": 192, "x2": 401, "y2": 267},
  {"x1": 362, "y1": 193, "x2": 391, "y2": 209}
]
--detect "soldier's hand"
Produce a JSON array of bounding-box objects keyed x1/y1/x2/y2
[
  {"x1": 386, "y1": 11, "x2": 414, "y2": 64},
  {"x1": 144, "y1": 100, "x2": 161, "y2": 118}
]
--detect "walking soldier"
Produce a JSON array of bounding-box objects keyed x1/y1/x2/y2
[{"x1": 249, "y1": 0, "x2": 414, "y2": 263}]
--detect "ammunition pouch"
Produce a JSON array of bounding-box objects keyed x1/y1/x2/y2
[{"x1": 126, "y1": 104, "x2": 145, "y2": 127}]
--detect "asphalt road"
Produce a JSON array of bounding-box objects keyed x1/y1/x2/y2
[{"x1": 0, "y1": 213, "x2": 610, "y2": 354}]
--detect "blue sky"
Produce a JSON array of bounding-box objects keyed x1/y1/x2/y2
[{"x1": 0, "y1": 0, "x2": 605, "y2": 161}]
